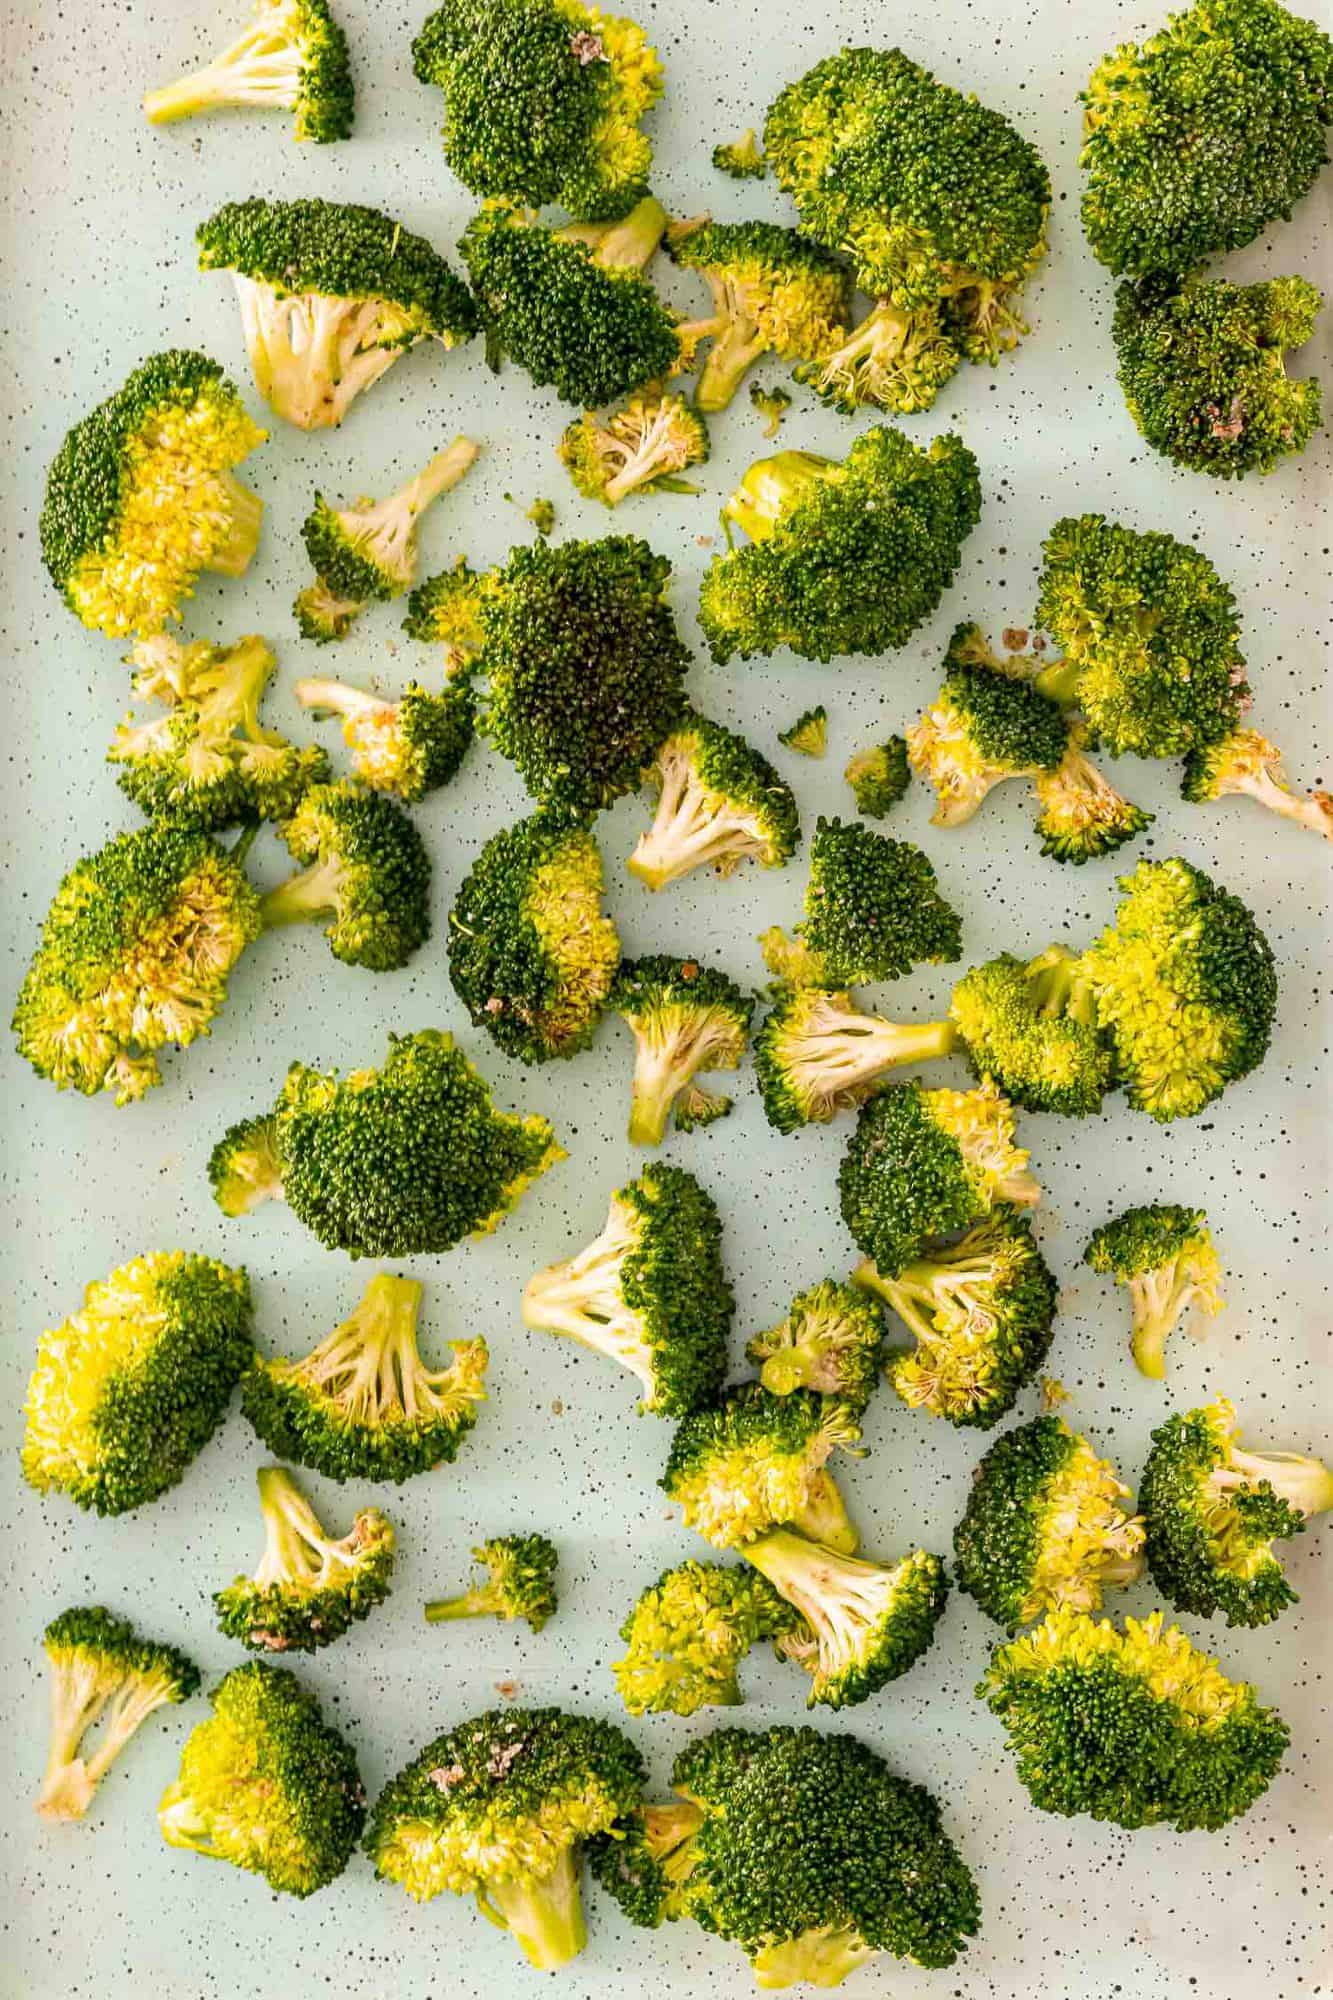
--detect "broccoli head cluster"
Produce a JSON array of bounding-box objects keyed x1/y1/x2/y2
[
  {"x1": 38, "y1": 1607, "x2": 200, "y2": 1822},
  {"x1": 629, "y1": 714, "x2": 800, "y2": 891},
  {"x1": 425, "y1": 1534, "x2": 559, "y2": 1631},
  {"x1": 610, "y1": 956, "x2": 753, "y2": 1142},
  {"x1": 613, "y1": 1561, "x2": 798, "y2": 1715},
  {"x1": 667, "y1": 219, "x2": 851, "y2": 412},
  {"x1": 746, "y1": 1280, "x2": 887, "y2": 1415},
  {"x1": 259, "y1": 781, "x2": 432, "y2": 971},
  {"x1": 662, "y1": 1383, "x2": 862, "y2": 1552},
  {"x1": 214, "y1": 1466, "x2": 396, "y2": 1652},
  {"x1": 761, "y1": 816, "x2": 962, "y2": 989}
]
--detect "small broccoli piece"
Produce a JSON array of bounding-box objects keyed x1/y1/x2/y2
[
  {"x1": 858, "y1": 1207, "x2": 1058, "y2": 1428},
  {"x1": 36, "y1": 1608, "x2": 199, "y2": 1823},
  {"x1": 1081, "y1": 857, "x2": 1277, "y2": 1120},
  {"x1": 1032, "y1": 721, "x2": 1153, "y2": 863},
  {"x1": 753, "y1": 988, "x2": 956, "y2": 1135},
  {"x1": 662, "y1": 1383, "x2": 862, "y2": 1553},
  {"x1": 521, "y1": 1164, "x2": 731, "y2": 1417},
  {"x1": 1183, "y1": 728, "x2": 1333, "y2": 841},
  {"x1": 779, "y1": 706, "x2": 827, "y2": 758},
  {"x1": 953, "y1": 1416, "x2": 1145, "y2": 1630},
  {"x1": 41, "y1": 350, "x2": 265, "y2": 639},
  {"x1": 299, "y1": 439, "x2": 479, "y2": 620},
  {"x1": 760, "y1": 815, "x2": 962, "y2": 988},
  {"x1": 629, "y1": 713, "x2": 800, "y2": 890},
  {"x1": 365, "y1": 1706, "x2": 645, "y2": 1968},
  {"x1": 198, "y1": 197, "x2": 477, "y2": 429},
  {"x1": 507, "y1": 493, "x2": 557, "y2": 536},
  {"x1": 613, "y1": 1561, "x2": 797, "y2": 1716},
  {"x1": 258, "y1": 780, "x2": 430, "y2": 970},
  {"x1": 749, "y1": 380, "x2": 792, "y2": 435},
  {"x1": 906, "y1": 624, "x2": 1070, "y2": 825},
  {"x1": 215, "y1": 1466, "x2": 395, "y2": 1654},
  {"x1": 1085, "y1": 1203, "x2": 1224, "y2": 1379},
  {"x1": 402, "y1": 557, "x2": 488, "y2": 669},
  {"x1": 948, "y1": 945, "x2": 1116, "y2": 1117},
  {"x1": 425, "y1": 1534, "x2": 559, "y2": 1631},
  {"x1": 699, "y1": 430, "x2": 981, "y2": 664},
  {"x1": 713, "y1": 128, "x2": 766, "y2": 178},
  {"x1": 1080, "y1": 0, "x2": 1333, "y2": 277},
  {"x1": 845, "y1": 738, "x2": 910, "y2": 818},
  {"x1": 241, "y1": 1273, "x2": 488, "y2": 1482},
  {"x1": 667, "y1": 220, "x2": 851, "y2": 412},
  {"x1": 207, "y1": 1112, "x2": 286, "y2": 1218},
  {"x1": 746, "y1": 1280, "x2": 887, "y2": 1415},
  {"x1": 295, "y1": 674, "x2": 474, "y2": 802},
  {"x1": 144, "y1": 0, "x2": 353, "y2": 140},
  {"x1": 160, "y1": 1662, "x2": 364, "y2": 1895},
  {"x1": 610, "y1": 956, "x2": 753, "y2": 1144},
  {"x1": 744, "y1": 1532, "x2": 946, "y2": 1709},
  {"x1": 978, "y1": 1607, "x2": 1290, "y2": 1830},
  {"x1": 1141, "y1": 1398, "x2": 1333, "y2": 1627},
  {"x1": 294, "y1": 577, "x2": 364, "y2": 643},
  {"x1": 559, "y1": 391, "x2": 709, "y2": 506}
]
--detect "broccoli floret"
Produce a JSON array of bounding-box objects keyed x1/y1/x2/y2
[
  {"x1": 298, "y1": 439, "x2": 479, "y2": 617},
  {"x1": 857, "y1": 1207, "x2": 1057, "y2": 1428},
  {"x1": 40, "y1": 349, "x2": 266, "y2": 639},
  {"x1": 662, "y1": 1384, "x2": 862, "y2": 1553},
  {"x1": 978, "y1": 1608, "x2": 1289, "y2": 1830},
  {"x1": 1032, "y1": 722, "x2": 1154, "y2": 862},
  {"x1": 744, "y1": 1533, "x2": 946, "y2": 1710},
  {"x1": 629, "y1": 713, "x2": 800, "y2": 891},
  {"x1": 448, "y1": 809, "x2": 620, "y2": 1063},
  {"x1": 906, "y1": 624, "x2": 1070, "y2": 825},
  {"x1": 1113, "y1": 273, "x2": 1323, "y2": 477},
  {"x1": 258, "y1": 780, "x2": 430, "y2": 971},
  {"x1": 667, "y1": 220, "x2": 850, "y2": 412},
  {"x1": 160, "y1": 1662, "x2": 364, "y2": 1895},
  {"x1": 411, "y1": 0, "x2": 663, "y2": 221},
  {"x1": 948, "y1": 946, "x2": 1116, "y2": 1117},
  {"x1": 144, "y1": 0, "x2": 354, "y2": 140},
  {"x1": 365, "y1": 1706, "x2": 645, "y2": 1968},
  {"x1": 1183, "y1": 728, "x2": 1333, "y2": 840},
  {"x1": 296, "y1": 674, "x2": 474, "y2": 802},
  {"x1": 779, "y1": 707, "x2": 827, "y2": 758},
  {"x1": 508, "y1": 492, "x2": 558, "y2": 535},
  {"x1": 753, "y1": 988, "x2": 957, "y2": 1134},
  {"x1": 1081, "y1": 858, "x2": 1277, "y2": 1120},
  {"x1": 699, "y1": 430, "x2": 981, "y2": 664},
  {"x1": 402, "y1": 558, "x2": 488, "y2": 669},
  {"x1": 1080, "y1": 0, "x2": 1333, "y2": 276},
  {"x1": 559, "y1": 391, "x2": 709, "y2": 506},
  {"x1": 749, "y1": 380, "x2": 792, "y2": 435},
  {"x1": 1140, "y1": 1398, "x2": 1333, "y2": 1627},
  {"x1": 13, "y1": 822, "x2": 261, "y2": 1103},
  {"x1": 36, "y1": 1608, "x2": 199, "y2": 1823},
  {"x1": 209, "y1": 1029, "x2": 563, "y2": 1255},
  {"x1": 294, "y1": 577, "x2": 364, "y2": 643},
  {"x1": 760, "y1": 816, "x2": 962, "y2": 988},
  {"x1": 1085, "y1": 1202, "x2": 1224, "y2": 1378},
  {"x1": 241, "y1": 1273, "x2": 488, "y2": 1481},
  {"x1": 713, "y1": 128, "x2": 766, "y2": 178},
  {"x1": 198, "y1": 198, "x2": 477, "y2": 429},
  {"x1": 612, "y1": 1561, "x2": 797, "y2": 1716},
  {"x1": 845, "y1": 738, "x2": 910, "y2": 818},
  {"x1": 425, "y1": 1534, "x2": 559, "y2": 1631},
  {"x1": 610, "y1": 956, "x2": 753, "y2": 1144},
  {"x1": 521, "y1": 1164, "x2": 731, "y2": 1417},
  {"x1": 746, "y1": 1281, "x2": 887, "y2": 1414},
  {"x1": 953, "y1": 1416, "x2": 1145, "y2": 1630},
  {"x1": 215, "y1": 1466, "x2": 395, "y2": 1654}
]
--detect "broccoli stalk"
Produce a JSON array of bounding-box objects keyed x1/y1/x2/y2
[
  {"x1": 754, "y1": 988, "x2": 958, "y2": 1133},
  {"x1": 1183, "y1": 730, "x2": 1333, "y2": 841},
  {"x1": 424, "y1": 1535, "x2": 559, "y2": 1632},
  {"x1": 143, "y1": 0, "x2": 354, "y2": 142},
  {"x1": 38, "y1": 1608, "x2": 199, "y2": 1822},
  {"x1": 476, "y1": 1846, "x2": 585, "y2": 1970}
]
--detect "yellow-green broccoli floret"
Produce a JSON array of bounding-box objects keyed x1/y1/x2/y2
[
  {"x1": 948, "y1": 945, "x2": 1116, "y2": 1117},
  {"x1": 299, "y1": 439, "x2": 478, "y2": 612},
  {"x1": 1182, "y1": 728, "x2": 1333, "y2": 841},
  {"x1": 610, "y1": 955, "x2": 753, "y2": 1144},
  {"x1": 402, "y1": 558, "x2": 489, "y2": 671},
  {"x1": 38, "y1": 1607, "x2": 199, "y2": 1822},
  {"x1": 559, "y1": 391, "x2": 709, "y2": 506},
  {"x1": 906, "y1": 623, "x2": 1070, "y2": 825},
  {"x1": 753, "y1": 987, "x2": 957, "y2": 1135},
  {"x1": 296, "y1": 673, "x2": 474, "y2": 802},
  {"x1": 661, "y1": 1383, "x2": 862, "y2": 1552},
  {"x1": 425, "y1": 1535, "x2": 559, "y2": 1631},
  {"x1": 845, "y1": 738, "x2": 910, "y2": 818},
  {"x1": 1085, "y1": 1202, "x2": 1224, "y2": 1378},
  {"x1": 760, "y1": 815, "x2": 962, "y2": 988},
  {"x1": 712, "y1": 128, "x2": 766, "y2": 178},
  {"x1": 612, "y1": 1561, "x2": 797, "y2": 1715},
  {"x1": 144, "y1": 0, "x2": 355, "y2": 141},
  {"x1": 1032, "y1": 721, "x2": 1153, "y2": 862},
  {"x1": 779, "y1": 706, "x2": 827, "y2": 758},
  {"x1": 745, "y1": 1533, "x2": 947, "y2": 1710},
  {"x1": 630, "y1": 713, "x2": 800, "y2": 891},
  {"x1": 749, "y1": 380, "x2": 791, "y2": 434},
  {"x1": 294, "y1": 577, "x2": 365, "y2": 643},
  {"x1": 215, "y1": 1466, "x2": 396, "y2": 1653},
  {"x1": 668, "y1": 219, "x2": 851, "y2": 412},
  {"x1": 258, "y1": 779, "x2": 431, "y2": 971},
  {"x1": 746, "y1": 1279, "x2": 887, "y2": 1415}
]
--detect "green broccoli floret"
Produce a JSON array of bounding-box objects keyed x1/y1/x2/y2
[
  {"x1": 13, "y1": 822, "x2": 261, "y2": 1103},
  {"x1": 293, "y1": 577, "x2": 365, "y2": 643},
  {"x1": 629, "y1": 713, "x2": 800, "y2": 890},
  {"x1": 610, "y1": 956, "x2": 753, "y2": 1143},
  {"x1": 905, "y1": 624, "x2": 1070, "y2": 824},
  {"x1": 749, "y1": 380, "x2": 792, "y2": 435},
  {"x1": 953, "y1": 1416, "x2": 1145, "y2": 1630},
  {"x1": 1140, "y1": 1398, "x2": 1333, "y2": 1627},
  {"x1": 662, "y1": 1384, "x2": 862, "y2": 1553},
  {"x1": 425, "y1": 1534, "x2": 559, "y2": 1631},
  {"x1": 746, "y1": 1281, "x2": 887, "y2": 1415},
  {"x1": 978, "y1": 1607, "x2": 1289, "y2": 1830},
  {"x1": 411, "y1": 0, "x2": 663, "y2": 221},
  {"x1": 402, "y1": 558, "x2": 488, "y2": 669},
  {"x1": 241, "y1": 1273, "x2": 488, "y2": 1482},
  {"x1": 214, "y1": 1466, "x2": 396, "y2": 1654},
  {"x1": 521, "y1": 1164, "x2": 731, "y2": 1417},
  {"x1": 947, "y1": 946, "x2": 1116, "y2": 1116},
  {"x1": 667, "y1": 220, "x2": 851, "y2": 412},
  {"x1": 753, "y1": 988, "x2": 957, "y2": 1134},
  {"x1": 779, "y1": 707, "x2": 827, "y2": 758},
  {"x1": 299, "y1": 439, "x2": 479, "y2": 614},
  {"x1": 559, "y1": 390, "x2": 709, "y2": 506},
  {"x1": 365, "y1": 1706, "x2": 645, "y2": 1968},
  {"x1": 712, "y1": 128, "x2": 766, "y2": 178},
  {"x1": 160, "y1": 1661, "x2": 364, "y2": 1895},
  {"x1": 209, "y1": 1029, "x2": 563, "y2": 1255},
  {"x1": 845, "y1": 738, "x2": 910, "y2": 818},
  {"x1": 1085, "y1": 1202, "x2": 1224, "y2": 1378},
  {"x1": 857, "y1": 1207, "x2": 1057, "y2": 1428},
  {"x1": 40, "y1": 349, "x2": 266, "y2": 639},
  {"x1": 1031, "y1": 721, "x2": 1154, "y2": 862},
  {"x1": 198, "y1": 198, "x2": 477, "y2": 429},
  {"x1": 760, "y1": 816, "x2": 962, "y2": 988},
  {"x1": 36, "y1": 1608, "x2": 200, "y2": 1823},
  {"x1": 1182, "y1": 728, "x2": 1333, "y2": 841},
  {"x1": 612, "y1": 1561, "x2": 797, "y2": 1716},
  {"x1": 258, "y1": 780, "x2": 431, "y2": 971},
  {"x1": 1080, "y1": 0, "x2": 1333, "y2": 276},
  {"x1": 143, "y1": 0, "x2": 354, "y2": 140},
  {"x1": 699, "y1": 431, "x2": 981, "y2": 664},
  {"x1": 509, "y1": 493, "x2": 557, "y2": 535},
  {"x1": 744, "y1": 1533, "x2": 946, "y2": 1710},
  {"x1": 295, "y1": 674, "x2": 474, "y2": 802}
]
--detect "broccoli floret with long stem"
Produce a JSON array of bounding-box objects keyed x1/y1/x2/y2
[
  {"x1": 1032, "y1": 721, "x2": 1153, "y2": 862},
  {"x1": 258, "y1": 780, "x2": 430, "y2": 970},
  {"x1": 215, "y1": 1467, "x2": 395, "y2": 1654},
  {"x1": 629, "y1": 713, "x2": 800, "y2": 891},
  {"x1": 779, "y1": 707, "x2": 827, "y2": 758},
  {"x1": 667, "y1": 220, "x2": 851, "y2": 412},
  {"x1": 612, "y1": 1561, "x2": 797, "y2": 1716},
  {"x1": 948, "y1": 946, "x2": 1116, "y2": 1116},
  {"x1": 906, "y1": 624, "x2": 1070, "y2": 825},
  {"x1": 746, "y1": 1280, "x2": 887, "y2": 1415},
  {"x1": 296, "y1": 674, "x2": 474, "y2": 802},
  {"x1": 1183, "y1": 729, "x2": 1333, "y2": 840},
  {"x1": 845, "y1": 738, "x2": 910, "y2": 818},
  {"x1": 1140, "y1": 1398, "x2": 1333, "y2": 1627},
  {"x1": 522, "y1": 1165, "x2": 731, "y2": 1417},
  {"x1": 662, "y1": 1384, "x2": 862, "y2": 1553},
  {"x1": 559, "y1": 391, "x2": 709, "y2": 506},
  {"x1": 749, "y1": 380, "x2": 791, "y2": 435},
  {"x1": 754, "y1": 988, "x2": 957, "y2": 1135},
  {"x1": 744, "y1": 1532, "x2": 947, "y2": 1709},
  {"x1": 713, "y1": 129, "x2": 766, "y2": 178},
  {"x1": 144, "y1": 0, "x2": 354, "y2": 140},
  {"x1": 300, "y1": 440, "x2": 478, "y2": 611},
  {"x1": 425, "y1": 1535, "x2": 559, "y2": 1631},
  {"x1": 1086, "y1": 1203, "x2": 1223, "y2": 1379},
  {"x1": 800, "y1": 299, "x2": 964, "y2": 418},
  {"x1": 761, "y1": 815, "x2": 962, "y2": 989},
  {"x1": 294, "y1": 577, "x2": 364, "y2": 643},
  {"x1": 610, "y1": 956, "x2": 753, "y2": 1144},
  {"x1": 37, "y1": 1608, "x2": 199, "y2": 1823}
]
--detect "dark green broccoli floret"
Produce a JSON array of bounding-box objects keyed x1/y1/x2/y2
[
  {"x1": 667, "y1": 219, "x2": 851, "y2": 412},
  {"x1": 214, "y1": 1466, "x2": 396, "y2": 1653},
  {"x1": 845, "y1": 738, "x2": 910, "y2": 818},
  {"x1": 753, "y1": 988, "x2": 957, "y2": 1135},
  {"x1": 662, "y1": 1384, "x2": 862, "y2": 1552},
  {"x1": 144, "y1": 0, "x2": 355, "y2": 141},
  {"x1": 612, "y1": 1561, "x2": 798, "y2": 1715},
  {"x1": 521, "y1": 1164, "x2": 731, "y2": 1418},
  {"x1": 746, "y1": 1280, "x2": 887, "y2": 1415},
  {"x1": 760, "y1": 816, "x2": 962, "y2": 988},
  {"x1": 1182, "y1": 728, "x2": 1333, "y2": 840},
  {"x1": 779, "y1": 707, "x2": 827, "y2": 758},
  {"x1": 1085, "y1": 1202, "x2": 1224, "y2": 1378},
  {"x1": 425, "y1": 1534, "x2": 559, "y2": 1631},
  {"x1": 906, "y1": 624, "x2": 1070, "y2": 824},
  {"x1": 37, "y1": 1607, "x2": 200, "y2": 1822},
  {"x1": 258, "y1": 780, "x2": 430, "y2": 971},
  {"x1": 948, "y1": 946, "x2": 1116, "y2": 1116},
  {"x1": 629, "y1": 713, "x2": 800, "y2": 891},
  {"x1": 749, "y1": 380, "x2": 792, "y2": 435},
  {"x1": 299, "y1": 439, "x2": 479, "y2": 605},
  {"x1": 558, "y1": 391, "x2": 709, "y2": 506},
  {"x1": 712, "y1": 128, "x2": 766, "y2": 178},
  {"x1": 745, "y1": 1533, "x2": 947, "y2": 1710},
  {"x1": 610, "y1": 956, "x2": 753, "y2": 1144},
  {"x1": 296, "y1": 674, "x2": 474, "y2": 802}
]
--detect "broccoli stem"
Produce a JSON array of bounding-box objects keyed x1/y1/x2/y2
[
  {"x1": 520, "y1": 1217, "x2": 656, "y2": 1397},
  {"x1": 252, "y1": 1466, "x2": 332, "y2": 1591},
  {"x1": 1218, "y1": 750, "x2": 1333, "y2": 840},
  {"x1": 206, "y1": 477, "x2": 265, "y2": 577},
  {"x1": 143, "y1": 25, "x2": 304, "y2": 124},
  {"x1": 476, "y1": 1848, "x2": 587, "y2": 1970},
  {"x1": 781, "y1": 1003, "x2": 958, "y2": 1121},
  {"x1": 1032, "y1": 658, "x2": 1083, "y2": 707},
  {"x1": 626, "y1": 1015, "x2": 738, "y2": 1146},
  {"x1": 259, "y1": 853, "x2": 349, "y2": 930},
  {"x1": 1212, "y1": 1448, "x2": 1333, "y2": 1521},
  {"x1": 351, "y1": 440, "x2": 480, "y2": 583},
  {"x1": 1128, "y1": 1269, "x2": 1198, "y2": 1379},
  {"x1": 556, "y1": 196, "x2": 668, "y2": 274},
  {"x1": 1027, "y1": 944, "x2": 1098, "y2": 1024},
  {"x1": 721, "y1": 451, "x2": 831, "y2": 545},
  {"x1": 744, "y1": 1527, "x2": 874, "y2": 1660},
  {"x1": 794, "y1": 1470, "x2": 859, "y2": 1555},
  {"x1": 423, "y1": 1584, "x2": 501, "y2": 1623},
  {"x1": 37, "y1": 1662, "x2": 109, "y2": 1820},
  {"x1": 294, "y1": 677, "x2": 386, "y2": 723},
  {"x1": 80, "y1": 1667, "x2": 178, "y2": 1790}
]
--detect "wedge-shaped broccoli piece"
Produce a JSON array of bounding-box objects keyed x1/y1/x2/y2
[
  {"x1": 198, "y1": 198, "x2": 477, "y2": 429},
  {"x1": 559, "y1": 391, "x2": 708, "y2": 507},
  {"x1": 365, "y1": 1706, "x2": 645, "y2": 1968},
  {"x1": 954, "y1": 1416, "x2": 1145, "y2": 1630},
  {"x1": 668, "y1": 220, "x2": 851, "y2": 412},
  {"x1": 215, "y1": 1466, "x2": 396, "y2": 1653},
  {"x1": 948, "y1": 946, "x2": 1116, "y2": 1117},
  {"x1": 662, "y1": 1384, "x2": 862, "y2": 1552},
  {"x1": 858, "y1": 1208, "x2": 1057, "y2": 1428},
  {"x1": 160, "y1": 1661, "x2": 363, "y2": 1895},
  {"x1": 521, "y1": 1164, "x2": 731, "y2": 1417},
  {"x1": 750, "y1": 380, "x2": 791, "y2": 435},
  {"x1": 1032, "y1": 721, "x2": 1153, "y2": 862},
  {"x1": 712, "y1": 128, "x2": 765, "y2": 179},
  {"x1": 699, "y1": 431, "x2": 981, "y2": 664},
  {"x1": 425, "y1": 1535, "x2": 558, "y2": 1631},
  {"x1": 144, "y1": 0, "x2": 354, "y2": 140},
  {"x1": 412, "y1": 0, "x2": 663, "y2": 221},
  {"x1": 40, "y1": 350, "x2": 265, "y2": 639},
  {"x1": 295, "y1": 674, "x2": 474, "y2": 801},
  {"x1": 22, "y1": 1252, "x2": 252, "y2": 1516},
  {"x1": 845, "y1": 738, "x2": 909, "y2": 818},
  {"x1": 906, "y1": 624, "x2": 1069, "y2": 825},
  {"x1": 448, "y1": 810, "x2": 620, "y2": 1063},
  {"x1": 299, "y1": 439, "x2": 478, "y2": 620},
  {"x1": 978, "y1": 1608, "x2": 1289, "y2": 1830},
  {"x1": 1183, "y1": 728, "x2": 1333, "y2": 841},
  {"x1": 209, "y1": 1029, "x2": 563, "y2": 1254},
  {"x1": 612, "y1": 1561, "x2": 797, "y2": 1716},
  {"x1": 1086, "y1": 1202, "x2": 1223, "y2": 1379},
  {"x1": 1080, "y1": 0, "x2": 1333, "y2": 276},
  {"x1": 36, "y1": 1608, "x2": 199, "y2": 1823},
  {"x1": 241, "y1": 1273, "x2": 487, "y2": 1481},
  {"x1": 744, "y1": 1532, "x2": 946, "y2": 1709},
  {"x1": 761, "y1": 816, "x2": 962, "y2": 989},
  {"x1": 293, "y1": 577, "x2": 364, "y2": 644},
  {"x1": 754, "y1": 988, "x2": 956, "y2": 1135},
  {"x1": 610, "y1": 956, "x2": 753, "y2": 1143},
  {"x1": 258, "y1": 780, "x2": 430, "y2": 970},
  {"x1": 629, "y1": 713, "x2": 799, "y2": 891},
  {"x1": 1140, "y1": 1398, "x2": 1333, "y2": 1627},
  {"x1": 13, "y1": 822, "x2": 261, "y2": 1103},
  {"x1": 746, "y1": 1280, "x2": 887, "y2": 1415},
  {"x1": 779, "y1": 706, "x2": 827, "y2": 759}
]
